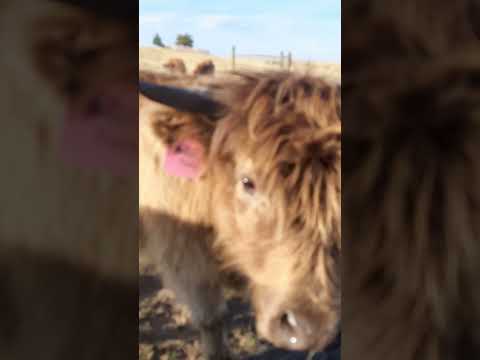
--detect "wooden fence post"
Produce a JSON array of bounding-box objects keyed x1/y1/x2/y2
[
  {"x1": 232, "y1": 46, "x2": 236, "y2": 71},
  {"x1": 288, "y1": 52, "x2": 292, "y2": 71}
]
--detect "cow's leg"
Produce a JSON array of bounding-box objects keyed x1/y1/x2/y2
[
  {"x1": 157, "y1": 237, "x2": 229, "y2": 360},
  {"x1": 191, "y1": 282, "x2": 229, "y2": 360},
  {"x1": 140, "y1": 210, "x2": 230, "y2": 359},
  {"x1": 161, "y1": 268, "x2": 228, "y2": 359}
]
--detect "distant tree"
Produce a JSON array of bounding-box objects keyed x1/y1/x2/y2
[
  {"x1": 176, "y1": 34, "x2": 194, "y2": 48},
  {"x1": 153, "y1": 33, "x2": 165, "y2": 47}
]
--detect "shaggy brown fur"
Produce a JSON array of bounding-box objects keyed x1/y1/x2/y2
[
  {"x1": 343, "y1": 1, "x2": 480, "y2": 359},
  {"x1": 163, "y1": 57, "x2": 187, "y2": 75},
  {"x1": 209, "y1": 73, "x2": 341, "y2": 351},
  {"x1": 0, "y1": 1, "x2": 137, "y2": 279},
  {"x1": 193, "y1": 59, "x2": 215, "y2": 76},
  {"x1": 140, "y1": 71, "x2": 341, "y2": 356},
  {"x1": 0, "y1": 1, "x2": 137, "y2": 358}
]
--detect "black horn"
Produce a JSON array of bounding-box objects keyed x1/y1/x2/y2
[{"x1": 139, "y1": 81, "x2": 227, "y2": 117}]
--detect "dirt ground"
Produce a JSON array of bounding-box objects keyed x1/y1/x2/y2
[
  {"x1": 139, "y1": 259, "x2": 340, "y2": 360},
  {"x1": 139, "y1": 259, "x2": 267, "y2": 360}
]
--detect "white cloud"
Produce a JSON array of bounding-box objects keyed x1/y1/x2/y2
[
  {"x1": 140, "y1": 12, "x2": 243, "y2": 31},
  {"x1": 139, "y1": 12, "x2": 177, "y2": 25},
  {"x1": 195, "y1": 15, "x2": 240, "y2": 30}
]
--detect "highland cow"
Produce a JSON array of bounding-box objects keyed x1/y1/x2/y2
[
  {"x1": 163, "y1": 58, "x2": 187, "y2": 75},
  {"x1": 343, "y1": 1, "x2": 480, "y2": 360},
  {"x1": 193, "y1": 59, "x2": 215, "y2": 76},
  {"x1": 139, "y1": 71, "x2": 341, "y2": 358}
]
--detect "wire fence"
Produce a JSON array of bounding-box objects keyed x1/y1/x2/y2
[{"x1": 231, "y1": 46, "x2": 293, "y2": 71}]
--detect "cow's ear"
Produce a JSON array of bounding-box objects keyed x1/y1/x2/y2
[
  {"x1": 164, "y1": 112, "x2": 233, "y2": 180},
  {"x1": 149, "y1": 113, "x2": 215, "y2": 180},
  {"x1": 140, "y1": 81, "x2": 231, "y2": 178}
]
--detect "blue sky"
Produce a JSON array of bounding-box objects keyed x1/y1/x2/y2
[{"x1": 139, "y1": 0, "x2": 341, "y2": 62}]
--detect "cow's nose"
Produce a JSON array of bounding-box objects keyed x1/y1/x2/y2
[{"x1": 270, "y1": 310, "x2": 316, "y2": 350}]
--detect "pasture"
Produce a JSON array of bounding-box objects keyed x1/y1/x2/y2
[{"x1": 139, "y1": 47, "x2": 341, "y2": 81}]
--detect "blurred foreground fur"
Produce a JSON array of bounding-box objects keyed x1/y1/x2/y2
[
  {"x1": 0, "y1": 1, "x2": 137, "y2": 359},
  {"x1": 343, "y1": 1, "x2": 480, "y2": 359},
  {"x1": 140, "y1": 70, "x2": 341, "y2": 357},
  {"x1": 0, "y1": 248, "x2": 137, "y2": 360},
  {"x1": 0, "y1": 0, "x2": 137, "y2": 279}
]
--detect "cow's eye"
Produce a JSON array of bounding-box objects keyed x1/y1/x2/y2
[{"x1": 241, "y1": 177, "x2": 256, "y2": 194}]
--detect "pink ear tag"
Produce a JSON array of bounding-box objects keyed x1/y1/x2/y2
[{"x1": 164, "y1": 139, "x2": 205, "y2": 179}]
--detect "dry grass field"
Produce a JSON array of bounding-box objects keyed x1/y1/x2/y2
[{"x1": 139, "y1": 47, "x2": 341, "y2": 81}]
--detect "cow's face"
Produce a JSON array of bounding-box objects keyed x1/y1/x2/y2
[
  {"x1": 204, "y1": 75, "x2": 341, "y2": 351},
  {"x1": 212, "y1": 120, "x2": 341, "y2": 351}
]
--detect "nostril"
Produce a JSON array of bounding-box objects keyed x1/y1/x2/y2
[
  {"x1": 281, "y1": 311, "x2": 298, "y2": 330},
  {"x1": 279, "y1": 311, "x2": 302, "y2": 346},
  {"x1": 275, "y1": 310, "x2": 317, "y2": 349}
]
